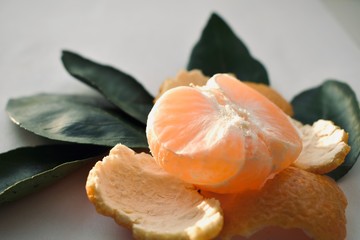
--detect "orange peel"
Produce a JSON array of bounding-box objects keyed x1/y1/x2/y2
[
  {"x1": 203, "y1": 167, "x2": 347, "y2": 240},
  {"x1": 291, "y1": 119, "x2": 351, "y2": 174},
  {"x1": 86, "y1": 144, "x2": 223, "y2": 240},
  {"x1": 155, "y1": 69, "x2": 209, "y2": 102},
  {"x1": 155, "y1": 70, "x2": 294, "y2": 116}
]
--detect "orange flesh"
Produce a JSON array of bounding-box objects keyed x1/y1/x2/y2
[
  {"x1": 148, "y1": 87, "x2": 245, "y2": 184},
  {"x1": 147, "y1": 74, "x2": 302, "y2": 193}
]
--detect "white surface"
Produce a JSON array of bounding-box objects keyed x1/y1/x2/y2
[{"x1": 0, "y1": 0, "x2": 359, "y2": 239}]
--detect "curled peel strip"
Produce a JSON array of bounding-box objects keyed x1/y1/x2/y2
[
  {"x1": 86, "y1": 144, "x2": 223, "y2": 240},
  {"x1": 291, "y1": 119, "x2": 351, "y2": 174}
]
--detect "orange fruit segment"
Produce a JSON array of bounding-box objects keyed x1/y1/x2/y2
[
  {"x1": 244, "y1": 81, "x2": 294, "y2": 116},
  {"x1": 291, "y1": 119, "x2": 351, "y2": 174},
  {"x1": 203, "y1": 167, "x2": 347, "y2": 240},
  {"x1": 147, "y1": 73, "x2": 302, "y2": 193},
  {"x1": 86, "y1": 144, "x2": 223, "y2": 240}
]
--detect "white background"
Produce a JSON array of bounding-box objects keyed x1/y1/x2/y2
[{"x1": 0, "y1": 0, "x2": 359, "y2": 239}]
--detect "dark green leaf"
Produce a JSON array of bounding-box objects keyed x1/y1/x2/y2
[
  {"x1": 6, "y1": 94, "x2": 148, "y2": 148},
  {"x1": 292, "y1": 80, "x2": 360, "y2": 180},
  {"x1": 62, "y1": 51, "x2": 154, "y2": 124},
  {"x1": 187, "y1": 13, "x2": 269, "y2": 85},
  {"x1": 0, "y1": 144, "x2": 109, "y2": 205}
]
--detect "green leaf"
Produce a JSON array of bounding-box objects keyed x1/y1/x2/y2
[
  {"x1": 291, "y1": 80, "x2": 360, "y2": 180},
  {"x1": 6, "y1": 94, "x2": 148, "y2": 148},
  {"x1": 187, "y1": 13, "x2": 269, "y2": 85},
  {"x1": 62, "y1": 50, "x2": 154, "y2": 124},
  {"x1": 0, "y1": 144, "x2": 109, "y2": 205}
]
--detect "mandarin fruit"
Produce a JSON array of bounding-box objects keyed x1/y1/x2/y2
[
  {"x1": 146, "y1": 74, "x2": 302, "y2": 193},
  {"x1": 86, "y1": 144, "x2": 223, "y2": 240}
]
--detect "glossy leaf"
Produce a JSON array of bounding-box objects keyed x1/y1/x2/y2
[
  {"x1": 6, "y1": 94, "x2": 148, "y2": 148},
  {"x1": 62, "y1": 51, "x2": 154, "y2": 124},
  {"x1": 0, "y1": 144, "x2": 109, "y2": 204},
  {"x1": 187, "y1": 13, "x2": 269, "y2": 85},
  {"x1": 292, "y1": 80, "x2": 360, "y2": 180}
]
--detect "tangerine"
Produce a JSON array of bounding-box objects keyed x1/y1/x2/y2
[{"x1": 146, "y1": 74, "x2": 302, "y2": 193}]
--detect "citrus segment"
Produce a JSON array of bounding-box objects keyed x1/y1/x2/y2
[
  {"x1": 291, "y1": 119, "x2": 351, "y2": 174},
  {"x1": 203, "y1": 167, "x2": 347, "y2": 240},
  {"x1": 86, "y1": 144, "x2": 223, "y2": 240},
  {"x1": 244, "y1": 81, "x2": 294, "y2": 116},
  {"x1": 147, "y1": 74, "x2": 302, "y2": 193},
  {"x1": 148, "y1": 86, "x2": 245, "y2": 185}
]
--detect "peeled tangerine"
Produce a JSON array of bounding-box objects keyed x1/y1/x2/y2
[{"x1": 147, "y1": 73, "x2": 302, "y2": 193}]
